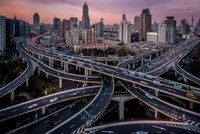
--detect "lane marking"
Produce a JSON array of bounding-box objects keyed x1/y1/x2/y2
[{"x1": 70, "y1": 124, "x2": 75, "y2": 128}]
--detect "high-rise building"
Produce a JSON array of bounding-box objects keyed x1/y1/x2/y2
[
  {"x1": 164, "y1": 16, "x2": 176, "y2": 43},
  {"x1": 33, "y1": 12, "x2": 40, "y2": 30},
  {"x1": 119, "y1": 14, "x2": 131, "y2": 44},
  {"x1": 112, "y1": 23, "x2": 119, "y2": 32},
  {"x1": 139, "y1": 8, "x2": 152, "y2": 41},
  {"x1": 82, "y1": 2, "x2": 90, "y2": 30},
  {"x1": 197, "y1": 19, "x2": 200, "y2": 28},
  {"x1": 167, "y1": 27, "x2": 175, "y2": 44},
  {"x1": 19, "y1": 20, "x2": 25, "y2": 37},
  {"x1": 65, "y1": 30, "x2": 80, "y2": 46},
  {"x1": 152, "y1": 21, "x2": 159, "y2": 32},
  {"x1": 53, "y1": 17, "x2": 60, "y2": 31},
  {"x1": 84, "y1": 29, "x2": 98, "y2": 44},
  {"x1": 147, "y1": 32, "x2": 158, "y2": 45},
  {"x1": 13, "y1": 15, "x2": 20, "y2": 37},
  {"x1": 60, "y1": 19, "x2": 71, "y2": 37},
  {"x1": 70, "y1": 17, "x2": 78, "y2": 29},
  {"x1": 0, "y1": 16, "x2": 6, "y2": 54},
  {"x1": 79, "y1": 21, "x2": 83, "y2": 29},
  {"x1": 180, "y1": 19, "x2": 187, "y2": 34},
  {"x1": 134, "y1": 15, "x2": 140, "y2": 33},
  {"x1": 158, "y1": 22, "x2": 168, "y2": 45},
  {"x1": 6, "y1": 18, "x2": 14, "y2": 48},
  {"x1": 94, "y1": 18, "x2": 104, "y2": 37}
]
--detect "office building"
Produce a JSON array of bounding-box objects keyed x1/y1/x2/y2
[
  {"x1": 180, "y1": 19, "x2": 187, "y2": 34},
  {"x1": 79, "y1": 21, "x2": 83, "y2": 29},
  {"x1": 13, "y1": 15, "x2": 20, "y2": 37},
  {"x1": 60, "y1": 19, "x2": 70, "y2": 37},
  {"x1": 84, "y1": 29, "x2": 98, "y2": 44},
  {"x1": 168, "y1": 27, "x2": 175, "y2": 44},
  {"x1": 82, "y1": 2, "x2": 90, "y2": 29},
  {"x1": 147, "y1": 32, "x2": 158, "y2": 45},
  {"x1": 70, "y1": 17, "x2": 78, "y2": 29},
  {"x1": 94, "y1": 18, "x2": 104, "y2": 37},
  {"x1": 6, "y1": 18, "x2": 14, "y2": 48},
  {"x1": 119, "y1": 14, "x2": 131, "y2": 44},
  {"x1": 65, "y1": 30, "x2": 80, "y2": 46},
  {"x1": 164, "y1": 16, "x2": 176, "y2": 43},
  {"x1": 53, "y1": 17, "x2": 60, "y2": 31},
  {"x1": 139, "y1": 8, "x2": 152, "y2": 41},
  {"x1": 19, "y1": 20, "x2": 25, "y2": 37},
  {"x1": 134, "y1": 15, "x2": 140, "y2": 33},
  {"x1": 33, "y1": 12, "x2": 40, "y2": 30},
  {"x1": 158, "y1": 22, "x2": 168, "y2": 45},
  {"x1": 112, "y1": 23, "x2": 119, "y2": 32},
  {"x1": 0, "y1": 16, "x2": 6, "y2": 54}
]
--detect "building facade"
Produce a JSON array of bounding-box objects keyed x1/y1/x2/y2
[
  {"x1": 94, "y1": 18, "x2": 104, "y2": 37},
  {"x1": 0, "y1": 16, "x2": 6, "y2": 54},
  {"x1": 134, "y1": 15, "x2": 140, "y2": 33},
  {"x1": 33, "y1": 12, "x2": 40, "y2": 30},
  {"x1": 139, "y1": 8, "x2": 152, "y2": 41},
  {"x1": 82, "y1": 2, "x2": 90, "y2": 30},
  {"x1": 65, "y1": 30, "x2": 80, "y2": 46},
  {"x1": 158, "y1": 23, "x2": 168, "y2": 45},
  {"x1": 84, "y1": 29, "x2": 98, "y2": 44},
  {"x1": 119, "y1": 14, "x2": 131, "y2": 44},
  {"x1": 147, "y1": 32, "x2": 158, "y2": 45},
  {"x1": 70, "y1": 17, "x2": 78, "y2": 29},
  {"x1": 53, "y1": 17, "x2": 61, "y2": 31}
]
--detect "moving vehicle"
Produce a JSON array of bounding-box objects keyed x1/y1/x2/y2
[
  {"x1": 140, "y1": 81, "x2": 147, "y2": 85},
  {"x1": 72, "y1": 93, "x2": 77, "y2": 96},
  {"x1": 168, "y1": 89, "x2": 177, "y2": 94},
  {"x1": 50, "y1": 97, "x2": 58, "y2": 103},
  {"x1": 28, "y1": 103, "x2": 38, "y2": 109},
  {"x1": 175, "y1": 84, "x2": 182, "y2": 89},
  {"x1": 145, "y1": 93, "x2": 154, "y2": 99},
  {"x1": 186, "y1": 93, "x2": 197, "y2": 100},
  {"x1": 153, "y1": 80, "x2": 162, "y2": 86},
  {"x1": 147, "y1": 89, "x2": 155, "y2": 93},
  {"x1": 70, "y1": 103, "x2": 76, "y2": 108}
]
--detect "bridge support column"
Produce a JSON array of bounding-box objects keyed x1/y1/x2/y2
[
  {"x1": 105, "y1": 60, "x2": 107, "y2": 64},
  {"x1": 26, "y1": 78, "x2": 29, "y2": 87},
  {"x1": 19, "y1": 53, "x2": 22, "y2": 59},
  {"x1": 22, "y1": 57, "x2": 25, "y2": 63},
  {"x1": 184, "y1": 77, "x2": 187, "y2": 83},
  {"x1": 133, "y1": 62, "x2": 135, "y2": 69},
  {"x1": 175, "y1": 72, "x2": 177, "y2": 77},
  {"x1": 85, "y1": 68, "x2": 88, "y2": 76},
  {"x1": 64, "y1": 63, "x2": 68, "y2": 72},
  {"x1": 49, "y1": 58, "x2": 52, "y2": 67},
  {"x1": 39, "y1": 55, "x2": 41, "y2": 61},
  {"x1": 61, "y1": 61, "x2": 64, "y2": 69},
  {"x1": 10, "y1": 90, "x2": 15, "y2": 102},
  {"x1": 38, "y1": 68, "x2": 40, "y2": 76},
  {"x1": 46, "y1": 73, "x2": 49, "y2": 79},
  {"x1": 149, "y1": 55, "x2": 152, "y2": 61},
  {"x1": 59, "y1": 78, "x2": 62, "y2": 89},
  {"x1": 155, "y1": 90, "x2": 159, "y2": 97},
  {"x1": 119, "y1": 100, "x2": 125, "y2": 120},
  {"x1": 79, "y1": 66, "x2": 81, "y2": 72},
  {"x1": 189, "y1": 101, "x2": 193, "y2": 109},
  {"x1": 76, "y1": 66, "x2": 78, "y2": 70},
  {"x1": 141, "y1": 58, "x2": 144, "y2": 66},
  {"x1": 128, "y1": 64, "x2": 130, "y2": 70},
  {"x1": 154, "y1": 109, "x2": 158, "y2": 119},
  {"x1": 42, "y1": 107, "x2": 45, "y2": 115},
  {"x1": 156, "y1": 52, "x2": 158, "y2": 57}
]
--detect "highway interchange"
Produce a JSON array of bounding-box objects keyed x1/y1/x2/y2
[{"x1": 0, "y1": 34, "x2": 200, "y2": 133}]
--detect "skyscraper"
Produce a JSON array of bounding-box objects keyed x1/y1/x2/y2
[
  {"x1": 180, "y1": 19, "x2": 187, "y2": 34},
  {"x1": 134, "y1": 15, "x2": 140, "y2": 33},
  {"x1": 33, "y1": 12, "x2": 40, "y2": 30},
  {"x1": 94, "y1": 18, "x2": 104, "y2": 37},
  {"x1": 70, "y1": 17, "x2": 78, "y2": 29},
  {"x1": 53, "y1": 17, "x2": 60, "y2": 31},
  {"x1": 158, "y1": 22, "x2": 168, "y2": 45},
  {"x1": 164, "y1": 16, "x2": 176, "y2": 43},
  {"x1": 119, "y1": 14, "x2": 131, "y2": 44},
  {"x1": 6, "y1": 18, "x2": 14, "y2": 48},
  {"x1": 82, "y1": 2, "x2": 90, "y2": 30},
  {"x1": 0, "y1": 16, "x2": 6, "y2": 54},
  {"x1": 139, "y1": 8, "x2": 152, "y2": 41},
  {"x1": 60, "y1": 19, "x2": 71, "y2": 37}
]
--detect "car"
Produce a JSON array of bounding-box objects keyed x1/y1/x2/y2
[
  {"x1": 70, "y1": 103, "x2": 76, "y2": 108},
  {"x1": 131, "y1": 75, "x2": 135, "y2": 79},
  {"x1": 28, "y1": 103, "x2": 38, "y2": 109},
  {"x1": 168, "y1": 89, "x2": 177, "y2": 94},
  {"x1": 140, "y1": 81, "x2": 147, "y2": 85},
  {"x1": 50, "y1": 97, "x2": 58, "y2": 103},
  {"x1": 145, "y1": 93, "x2": 154, "y2": 99},
  {"x1": 186, "y1": 93, "x2": 197, "y2": 100},
  {"x1": 175, "y1": 85, "x2": 182, "y2": 89},
  {"x1": 72, "y1": 93, "x2": 77, "y2": 96},
  {"x1": 153, "y1": 80, "x2": 162, "y2": 86}
]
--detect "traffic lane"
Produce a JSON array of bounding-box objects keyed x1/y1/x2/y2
[
  {"x1": 92, "y1": 124, "x2": 196, "y2": 134},
  {"x1": 120, "y1": 73, "x2": 200, "y2": 101},
  {"x1": 49, "y1": 79, "x2": 113, "y2": 134},
  {"x1": 0, "y1": 86, "x2": 99, "y2": 121},
  {"x1": 14, "y1": 99, "x2": 89, "y2": 134},
  {"x1": 122, "y1": 81, "x2": 200, "y2": 123}
]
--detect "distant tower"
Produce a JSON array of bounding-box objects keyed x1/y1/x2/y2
[
  {"x1": 13, "y1": 14, "x2": 17, "y2": 20},
  {"x1": 192, "y1": 15, "x2": 194, "y2": 26},
  {"x1": 82, "y1": 2, "x2": 90, "y2": 29},
  {"x1": 33, "y1": 12, "x2": 40, "y2": 30}
]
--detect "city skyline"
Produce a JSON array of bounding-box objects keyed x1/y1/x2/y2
[{"x1": 1, "y1": 0, "x2": 200, "y2": 25}]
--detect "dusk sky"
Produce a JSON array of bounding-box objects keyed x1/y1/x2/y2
[{"x1": 1, "y1": 0, "x2": 200, "y2": 25}]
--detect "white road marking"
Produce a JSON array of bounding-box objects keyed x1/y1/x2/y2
[
  {"x1": 81, "y1": 117, "x2": 85, "y2": 120},
  {"x1": 89, "y1": 110, "x2": 92, "y2": 113},
  {"x1": 11, "y1": 109, "x2": 17, "y2": 112},
  {"x1": 23, "y1": 106, "x2": 28, "y2": 109},
  {"x1": 61, "y1": 95, "x2": 64, "y2": 98},
  {"x1": 100, "y1": 98, "x2": 103, "y2": 101},
  {"x1": 96, "y1": 104, "x2": 99, "y2": 107},
  {"x1": 43, "y1": 100, "x2": 48, "y2": 102},
  {"x1": 190, "y1": 121, "x2": 195, "y2": 125},
  {"x1": 195, "y1": 123, "x2": 199, "y2": 127},
  {"x1": 0, "y1": 113, "x2": 5, "y2": 116},
  {"x1": 70, "y1": 124, "x2": 75, "y2": 128}
]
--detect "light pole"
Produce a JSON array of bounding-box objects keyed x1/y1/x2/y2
[{"x1": 183, "y1": 103, "x2": 185, "y2": 119}]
